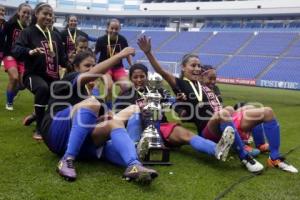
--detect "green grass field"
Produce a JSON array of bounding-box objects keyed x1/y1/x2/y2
[{"x1": 0, "y1": 71, "x2": 300, "y2": 200}]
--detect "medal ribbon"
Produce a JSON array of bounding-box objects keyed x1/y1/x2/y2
[
  {"x1": 35, "y1": 24, "x2": 54, "y2": 53},
  {"x1": 17, "y1": 20, "x2": 24, "y2": 30},
  {"x1": 135, "y1": 88, "x2": 144, "y2": 97},
  {"x1": 183, "y1": 77, "x2": 203, "y2": 102},
  {"x1": 67, "y1": 28, "x2": 77, "y2": 44},
  {"x1": 107, "y1": 34, "x2": 118, "y2": 58}
]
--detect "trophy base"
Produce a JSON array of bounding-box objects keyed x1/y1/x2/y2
[{"x1": 141, "y1": 147, "x2": 172, "y2": 165}]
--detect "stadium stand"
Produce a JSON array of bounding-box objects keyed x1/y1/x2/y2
[
  {"x1": 3, "y1": 0, "x2": 300, "y2": 89},
  {"x1": 198, "y1": 32, "x2": 252, "y2": 54},
  {"x1": 159, "y1": 32, "x2": 211, "y2": 52},
  {"x1": 260, "y1": 58, "x2": 300, "y2": 83},
  {"x1": 240, "y1": 33, "x2": 298, "y2": 56},
  {"x1": 217, "y1": 56, "x2": 274, "y2": 79}
]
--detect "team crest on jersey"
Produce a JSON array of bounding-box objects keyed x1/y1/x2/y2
[
  {"x1": 67, "y1": 37, "x2": 75, "y2": 54},
  {"x1": 12, "y1": 29, "x2": 22, "y2": 49},
  {"x1": 41, "y1": 40, "x2": 59, "y2": 79},
  {"x1": 202, "y1": 86, "x2": 222, "y2": 113}
]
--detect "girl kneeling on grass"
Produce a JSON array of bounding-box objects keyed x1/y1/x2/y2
[
  {"x1": 40, "y1": 49, "x2": 158, "y2": 183},
  {"x1": 137, "y1": 35, "x2": 264, "y2": 173}
]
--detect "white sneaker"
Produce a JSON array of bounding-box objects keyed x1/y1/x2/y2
[
  {"x1": 5, "y1": 103, "x2": 13, "y2": 111},
  {"x1": 241, "y1": 155, "x2": 264, "y2": 173},
  {"x1": 215, "y1": 126, "x2": 235, "y2": 161},
  {"x1": 267, "y1": 157, "x2": 298, "y2": 173},
  {"x1": 137, "y1": 136, "x2": 149, "y2": 160}
]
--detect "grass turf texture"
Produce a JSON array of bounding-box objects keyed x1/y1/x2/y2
[{"x1": 0, "y1": 71, "x2": 300, "y2": 200}]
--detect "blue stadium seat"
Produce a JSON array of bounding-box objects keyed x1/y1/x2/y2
[
  {"x1": 240, "y1": 32, "x2": 297, "y2": 56},
  {"x1": 261, "y1": 58, "x2": 300, "y2": 82},
  {"x1": 199, "y1": 32, "x2": 252, "y2": 54},
  {"x1": 217, "y1": 56, "x2": 274, "y2": 79},
  {"x1": 159, "y1": 32, "x2": 211, "y2": 53}
]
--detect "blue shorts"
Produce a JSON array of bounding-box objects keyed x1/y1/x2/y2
[{"x1": 46, "y1": 107, "x2": 99, "y2": 160}]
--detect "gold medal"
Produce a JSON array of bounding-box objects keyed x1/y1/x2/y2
[
  {"x1": 35, "y1": 24, "x2": 55, "y2": 55},
  {"x1": 49, "y1": 51, "x2": 56, "y2": 58},
  {"x1": 183, "y1": 77, "x2": 203, "y2": 102},
  {"x1": 67, "y1": 28, "x2": 77, "y2": 44},
  {"x1": 17, "y1": 19, "x2": 24, "y2": 30},
  {"x1": 107, "y1": 34, "x2": 119, "y2": 58}
]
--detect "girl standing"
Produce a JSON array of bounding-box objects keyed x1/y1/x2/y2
[
  {"x1": 3, "y1": 3, "x2": 31, "y2": 110},
  {"x1": 60, "y1": 15, "x2": 89, "y2": 58},
  {"x1": 95, "y1": 18, "x2": 132, "y2": 109},
  {"x1": 13, "y1": 3, "x2": 68, "y2": 140},
  {"x1": 0, "y1": 4, "x2": 6, "y2": 65}
]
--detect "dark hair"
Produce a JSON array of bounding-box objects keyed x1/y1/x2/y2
[
  {"x1": 72, "y1": 50, "x2": 95, "y2": 68},
  {"x1": 107, "y1": 18, "x2": 120, "y2": 28},
  {"x1": 8, "y1": 3, "x2": 31, "y2": 24},
  {"x1": 129, "y1": 63, "x2": 148, "y2": 79},
  {"x1": 65, "y1": 15, "x2": 77, "y2": 29},
  {"x1": 75, "y1": 35, "x2": 88, "y2": 46},
  {"x1": 202, "y1": 64, "x2": 214, "y2": 71},
  {"x1": 201, "y1": 64, "x2": 216, "y2": 76},
  {"x1": 233, "y1": 102, "x2": 247, "y2": 110},
  {"x1": 30, "y1": 3, "x2": 51, "y2": 26},
  {"x1": 180, "y1": 53, "x2": 200, "y2": 79}
]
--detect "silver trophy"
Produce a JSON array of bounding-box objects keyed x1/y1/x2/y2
[{"x1": 137, "y1": 73, "x2": 171, "y2": 165}]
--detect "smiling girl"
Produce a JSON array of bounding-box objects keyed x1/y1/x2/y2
[
  {"x1": 114, "y1": 63, "x2": 235, "y2": 162},
  {"x1": 40, "y1": 48, "x2": 158, "y2": 183},
  {"x1": 138, "y1": 35, "x2": 264, "y2": 173},
  {"x1": 13, "y1": 3, "x2": 68, "y2": 140},
  {"x1": 60, "y1": 15, "x2": 89, "y2": 58},
  {"x1": 95, "y1": 19, "x2": 132, "y2": 109},
  {"x1": 3, "y1": 3, "x2": 31, "y2": 111}
]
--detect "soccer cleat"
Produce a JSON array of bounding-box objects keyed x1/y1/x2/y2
[
  {"x1": 123, "y1": 164, "x2": 158, "y2": 184},
  {"x1": 32, "y1": 131, "x2": 43, "y2": 141},
  {"x1": 137, "y1": 136, "x2": 149, "y2": 160},
  {"x1": 241, "y1": 155, "x2": 264, "y2": 173},
  {"x1": 244, "y1": 145, "x2": 260, "y2": 157},
  {"x1": 215, "y1": 126, "x2": 235, "y2": 161},
  {"x1": 57, "y1": 157, "x2": 77, "y2": 181},
  {"x1": 267, "y1": 157, "x2": 298, "y2": 173},
  {"x1": 23, "y1": 113, "x2": 36, "y2": 126},
  {"x1": 5, "y1": 103, "x2": 13, "y2": 111},
  {"x1": 258, "y1": 143, "x2": 270, "y2": 153}
]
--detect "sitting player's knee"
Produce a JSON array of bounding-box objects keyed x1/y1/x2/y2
[
  {"x1": 107, "y1": 119, "x2": 124, "y2": 130},
  {"x1": 217, "y1": 109, "x2": 232, "y2": 122},
  {"x1": 223, "y1": 106, "x2": 234, "y2": 114},
  {"x1": 180, "y1": 130, "x2": 194, "y2": 143},
  {"x1": 86, "y1": 98, "x2": 101, "y2": 111},
  {"x1": 264, "y1": 107, "x2": 275, "y2": 120}
]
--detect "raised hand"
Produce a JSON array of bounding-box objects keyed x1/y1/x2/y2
[{"x1": 137, "y1": 35, "x2": 151, "y2": 54}]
